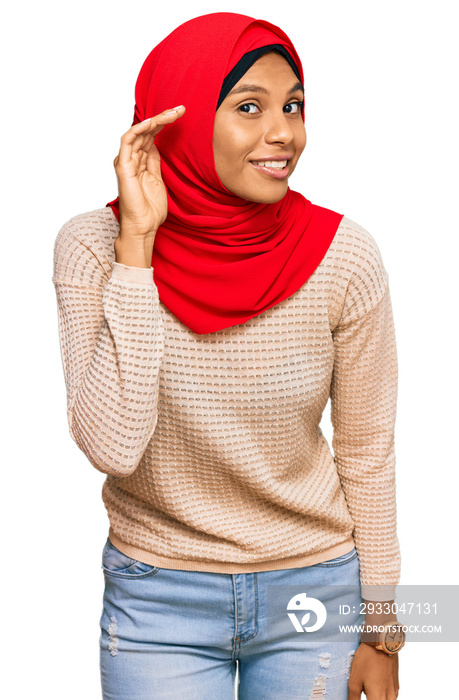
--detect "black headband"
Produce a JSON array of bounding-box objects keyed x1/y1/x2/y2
[{"x1": 217, "y1": 44, "x2": 303, "y2": 110}]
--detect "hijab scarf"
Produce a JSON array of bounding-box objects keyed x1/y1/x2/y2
[{"x1": 107, "y1": 12, "x2": 343, "y2": 334}]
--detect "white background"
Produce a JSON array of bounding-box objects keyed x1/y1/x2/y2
[{"x1": 1, "y1": 0, "x2": 457, "y2": 697}]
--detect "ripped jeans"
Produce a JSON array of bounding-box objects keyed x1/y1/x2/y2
[{"x1": 100, "y1": 540, "x2": 363, "y2": 699}]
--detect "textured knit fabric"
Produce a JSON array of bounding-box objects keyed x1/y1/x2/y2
[{"x1": 53, "y1": 207, "x2": 400, "y2": 601}]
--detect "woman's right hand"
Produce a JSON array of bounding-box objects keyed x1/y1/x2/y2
[{"x1": 113, "y1": 105, "x2": 185, "y2": 268}]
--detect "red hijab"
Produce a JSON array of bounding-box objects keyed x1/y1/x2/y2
[{"x1": 107, "y1": 12, "x2": 343, "y2": 334}]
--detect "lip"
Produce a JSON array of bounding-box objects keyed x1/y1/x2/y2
[{"x1": 249, "y1": 155, "x2": 293, "y2": 180}]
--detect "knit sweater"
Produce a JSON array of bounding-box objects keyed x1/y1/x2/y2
[{"x1": 53, "y1": 207, "x2": 400, "y2": 601}]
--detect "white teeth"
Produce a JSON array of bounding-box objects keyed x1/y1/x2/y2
[{"x1": 252, "y1": 160, "x2": 288, "y2": 169}]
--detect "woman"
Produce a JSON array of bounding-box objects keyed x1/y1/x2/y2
[{"x1": 53, "y1": 12, "x2": 402, "y2": 699}]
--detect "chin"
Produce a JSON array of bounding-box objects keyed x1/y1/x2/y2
[
  {"x1": 222, "y1": 172, "x2": 290, "y2": 204},
  {"x1": 251, "y1": 189, "x2": 289, "y2": 204},
  {"x1": 244, "y1": 182, "x2": 289, "y2": 204}
]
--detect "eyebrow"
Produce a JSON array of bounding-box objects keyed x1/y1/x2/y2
[{"x1": 228, "y1": 81, "x2": 304, "y2": 97}]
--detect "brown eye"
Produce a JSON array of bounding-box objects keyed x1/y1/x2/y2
[
  {"x1": 284, "y1": 101, "x2": 303, "y2": 114},
  {"x1": 238, "y1": 103, "x2": 259, "y2": 114}
]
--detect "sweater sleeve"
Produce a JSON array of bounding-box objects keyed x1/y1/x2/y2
[
  {"x1": 53, "y1": 213, "x2": 165, "y2": 477},
  {"x1": 330, "y1": 225, "x2": 400, "y2": 602}
]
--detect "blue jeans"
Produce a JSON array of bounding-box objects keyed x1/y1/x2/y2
[{"x1": 99, "y1": 539, "x2": 363, "y2": 699}]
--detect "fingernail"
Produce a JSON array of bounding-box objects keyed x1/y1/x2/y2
[{"x1": 164, "y1": 105, "x2": 184, "y2": 113}]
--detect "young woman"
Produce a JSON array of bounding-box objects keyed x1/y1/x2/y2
[{"x1": 53, "y1": 12, "x2": 402, "y2": 699}]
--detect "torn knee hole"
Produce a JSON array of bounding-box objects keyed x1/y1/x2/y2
[
  {"x1": 309, "y1": 673, "x2": 327, "y2": 699},
  {"x1": 108, "y1": 616, "x2": 118, "y2": 657}
]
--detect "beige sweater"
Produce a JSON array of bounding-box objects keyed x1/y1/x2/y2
[{"x1": 53, "y1": 207, "x2": 400, "y2": 601}]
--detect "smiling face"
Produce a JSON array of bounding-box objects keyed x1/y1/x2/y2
[{"x1": 212, "y1": 51, "x2": 306, "y2": 204}]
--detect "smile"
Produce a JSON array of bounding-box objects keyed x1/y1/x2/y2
[
  {"x1": 250, "y1": 159, "x2": 290, "y2": 179},
  {"x1": 252, "y1": 160, "x2": 288, "y2": 169}
]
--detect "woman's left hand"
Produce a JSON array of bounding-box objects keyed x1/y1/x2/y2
[{"x1": 348, "y1": 643, "x2": 399, "y2": 699}]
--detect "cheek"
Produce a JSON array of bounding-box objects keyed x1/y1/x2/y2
[
  {"x1": 290, "y1": 127, "x2": 306, "y2": 170},
  {"x1": 225, "y1": 128, "x2": 253, "y2": 163},
  {"x1": 296, "y1": 124, "x2": 307, "y2": 152},
  {"x1": 214, "y1": 130, "x2": 252, "y2": 182}
]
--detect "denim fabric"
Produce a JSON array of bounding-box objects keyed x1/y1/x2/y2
[{"x1": 100, "y1": 539, "x2": 363, "y2": 699}]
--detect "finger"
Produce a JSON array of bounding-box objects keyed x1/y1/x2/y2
[
  {"x1": 130, "y1": 131, "x2": 152, "y2": 157},
  {"x1": 133, "y1": 131, "x2": 155, "y2": 158},
  {"x1": 117, "y1": 106, "x2": 185, "y2": 167},
  {"x1": 119, "y1": 129, "x2": 152, "y2": 163},
  {"x1": 145, "y1": 143, "x2": 162, "y2": 177},
  {"x1": 130, "y1": 107, "x2": 185, "y2": 154},
  {"x1": 136, "y1": 133, "x2": 159, "y2": 170},
  {"x1": 126, "y1": 105, "x2": 185, "y2": 143}
]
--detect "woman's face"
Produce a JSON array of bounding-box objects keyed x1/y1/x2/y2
[{"x1": 213, "y1": 52, "x2": 306, "y2": 204}]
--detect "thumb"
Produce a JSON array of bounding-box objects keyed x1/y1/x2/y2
[{"x1": 145, "y1": 143, "x2": 163, "y2": 180}]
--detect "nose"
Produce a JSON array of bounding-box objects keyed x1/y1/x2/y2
[{"x1": 263, "y1": 110, "x2": 295, "y2": 145}]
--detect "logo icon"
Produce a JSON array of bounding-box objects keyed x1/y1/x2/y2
[{"x1": 287, "y1": 592, "x2": 327, "y2": 633}]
